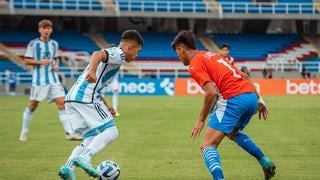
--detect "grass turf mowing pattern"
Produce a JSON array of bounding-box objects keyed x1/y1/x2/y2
[{"x1": 0, "y1": 96, "x2": 319, "y2": 179}]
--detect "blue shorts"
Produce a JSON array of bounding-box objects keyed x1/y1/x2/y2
[{"x1": 208, "y1": 92, "x2": 258, "y2": 135}]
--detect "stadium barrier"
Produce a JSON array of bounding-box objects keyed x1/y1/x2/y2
[
  {"x1": 104, "y1": 78, "x2": 174, "y2": 96},
  {"x1": 175, "y1": 78, "x2": 320, "y2": 96}
]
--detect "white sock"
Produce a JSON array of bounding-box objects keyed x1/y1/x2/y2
[
  {"x1": 65, "y1": 137, "x2": 93, "y2": 170},
  {"x1": 21, "y1": 108, "x2": 33, "y2": 132},
  {"x1": 59, "y1": 109, "x2": 73, "y2": 134},
  {"x1": 112, "y1": 92, "x2": 118, "y2": 112},
  {"x1": 80, "y1": 127, "x2": 119, "y2": 160}
]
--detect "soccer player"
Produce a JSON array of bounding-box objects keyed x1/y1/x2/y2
[
  {"x1": 171, "y1": 31, "x2": 275, "y2": 180},
  {"x1": 109, "y1": 72, "x2": 120, "y2": 117},
  {"x1": 219, "y1": 44, "x2": 234, "y2": 65},
  {"x1": 58, "y1": 30, "x2": 143, "y2": 180},
  {"x1": 19, "y1": 19, "x2": 81, "y2": 141}
]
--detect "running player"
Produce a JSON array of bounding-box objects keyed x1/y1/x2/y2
[
  {"x1": 58, "y1": 30, "x2": 143, "y2": 179},
  {"x1": 171, "y1": 31, "x2": 275, "y2": 180},
  {"x1": 19, "y1": 19, "x2": 81, "y2": 141}
]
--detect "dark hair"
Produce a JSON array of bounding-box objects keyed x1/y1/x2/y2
[
  {"x1": 120, "y1": 30, "x2": 144, "y2": 47},
  {"x1": 171, "y1": 30, "x2": 197, "y2": 51},
  {"x1": 220, "y1": 44, "x2": 230, "y2": 50}
]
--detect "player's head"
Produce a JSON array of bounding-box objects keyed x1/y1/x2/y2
[
  {"x1": 171, "y1": 30, "x2": 197, "y2": 66},
  {"x1": 220, "y1": 44, "x2": 230, "y2": 57},
  {"x1": 38, "y1": 19, "x2": 53, "y2": 40},
  {"x1": 119, "y1": 30, "x2": 143, "y2": 62}
]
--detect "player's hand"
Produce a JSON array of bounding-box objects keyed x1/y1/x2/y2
[
  {"x1": 86, "y1": 71, "x2": 97, "y2": 83},
  {"x1": 108, "y1": 107, "x2": 116, "y2": 117},
  {"x1": 53, "y1": 65, "x2": 59, "y2": 72},
  {"x1": 191, "y1": 119, "x2": 205, "y2": 140},
  {"x1": 41, "y1": 59, "x2": 51, "y2": 66},
  {"x1": 258, "y1": 97, "x2": 269, "y2": 120}
]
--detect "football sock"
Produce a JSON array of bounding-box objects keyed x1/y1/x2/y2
[
  {"x1": 21, "y1": 108, "x2": 33, "y2": 132},
  {"x1": 65, "y1": 137, "x2": 93, "y2": 169},
  {"x1": 202, "y1": 146, "x2": 224, "y2": 180},
  {"x1": 58, "y1": 109, "x2": 73, "y2": 134},
  {"x1": 233, "y1": 132, "x2": 265, "y2": 162},
  {"x1": 81, "y1": 127, "x2": 119, "y2": 160},
  {"x1": 112, "y1": 92, "x2": 118, "y2": 112}
]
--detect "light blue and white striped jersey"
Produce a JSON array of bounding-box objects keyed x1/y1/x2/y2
[
  {"x1": 65, "y1": 47, "x2": 125, "y2": 104},
  {"x1": 25, "y1": 38, "x2": 60, "y2": 86}
]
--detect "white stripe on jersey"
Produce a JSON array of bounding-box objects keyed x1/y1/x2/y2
[
  {"x1": 25, "y1": 38, "x2": 60, "y2": 86},
  {"x1": 65, "y1": 47, "x2": 125, "y2": 103}
]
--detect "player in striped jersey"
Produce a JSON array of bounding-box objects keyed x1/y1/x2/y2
[
  {"x1": 59, "y1": 30, "x2": 143, "y2": 180},
  {"x1": 19, "y1": 19, "x2": 81, "y2": 141}
]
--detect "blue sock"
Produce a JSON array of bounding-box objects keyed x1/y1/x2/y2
[
  {"x1": 202, "y1": 146, "x2": 224, "y2": 180},
  {"x1": 233, "y1": 132, "x2": 265, "y2": 162}
]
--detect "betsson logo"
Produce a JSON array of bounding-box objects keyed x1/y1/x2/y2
[
  {"x1": 187, "y1": 80, "x2": 261, "y2": 95},
  {"x1": 286, "y1": 80, "x2": 320, "y2": 95},
  {"x1": 187, "y1": 79, "x2": 204, "y2": 94}
]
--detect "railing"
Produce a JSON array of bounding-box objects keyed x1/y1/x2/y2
[
  {"x1": 219, "y1": 2, "x2": 318, "y2": 15},
  {"x1": 7, "y1": 0, "x2": 319, "y2": 16},
  {"x1": 1, "y1": 61, "x2": 319, "y2": 84},
  {"x1": 9, "y1": 0, "x2": 113, "y2": 11}
]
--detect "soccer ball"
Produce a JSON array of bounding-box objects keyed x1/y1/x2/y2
[{"x1": 97, "y1": 160, "x2": 120, "y2": 180}]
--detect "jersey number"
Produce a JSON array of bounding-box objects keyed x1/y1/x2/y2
[{"x1": 217, "y1": 59, "x2": 241, "y2": 78}]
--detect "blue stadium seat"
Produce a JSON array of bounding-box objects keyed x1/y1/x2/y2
[
  {"x1": 212, "y1": 34, "x2": 303, "y2": 60},
  {"x1": 0, "y1": 30, "x2": 98, "y2": 53},
  {"x1": 104, "y1": 32, "x2": 206, "y2": 59},
  {"x1": 0, "y1": 59, "x2": 27, "y2": 73}
]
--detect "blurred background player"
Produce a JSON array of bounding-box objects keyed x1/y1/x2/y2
[
  {"x1": 171, "y1": 31, "x2": 275, "y2": 180},
  {"x1": 110, "y1": 72, "x2": 120, "y2": 117},
  {"x1": 58, "y1": 30, "x2": 143, "y2": 180},
  {"x1": 19, "y1": 19, "x2": 82, "y2": 141},
  {"x1": 5, "y1": 69, "x2": 17, "y2": 96},
  {"x1": 219, "y1": 44, "x2": 234, "y2": 65}
]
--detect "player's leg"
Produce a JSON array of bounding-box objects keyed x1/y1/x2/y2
[
  {"x1": 59, "y1": 137, "x2": 93, "y2": 180},
  {"x1": 73, "y1": 102, "x2": 118, "y2": 177},
  {"x1": 19, "y1": 100, "x2": 39, "y2": 141},
  {"x1": 228, "y1": 130, "x2": 275, "y2": 180},
  {"x1": 73, "y1": 126, "x2": 118, "y2": 177},
  {"x1": 227, "y1": 93, "x2": 275, "y2": 179},
  {"x1": 112, "y1": 90, "x2": 119, "y2": 116},
  {"x1": 19, "y1": 85, "x2": 49, "y2": 141},
  {"x1": 50, "y1": 84, "x2": 82, "y2": 140},
  {"x1": 112, "y1": 80, "x2": 120, "y2": 116},
  {"x1": 53, "y1": 97, "x2": 82, "y2": 140},
  {"x1": 58, "y1": 103, "x2": 87, "y2": 179},
  {"x1": 200, "y1": 127, "x2": 226, "y2": 180}
]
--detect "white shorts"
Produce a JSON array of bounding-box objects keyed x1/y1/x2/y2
[
  {"x1": 30, "y1": 84, "x2": 65, "y2": 102},
  {"x1": 65, "y1": 101, "x2": 113, "y2": 136}
]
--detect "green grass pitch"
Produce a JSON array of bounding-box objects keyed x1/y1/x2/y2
[{"x1": 0, "y1": 96, "x2": 319, "y2": 179}]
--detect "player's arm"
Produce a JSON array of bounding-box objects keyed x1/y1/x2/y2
[
  {"x1": 191, "y1": 81, "x2": 218, "y2": 140},
  {"x1": 24, "y1": 57, "x2": 50, "y2": 66},
  {"x1": 100, "y1": 95, "x2": 116, "y2": 117},
  {"x1": 240, "y1": 71, "x2": 269, "y2": 120},
  {"x1": 86, "y1": 50, "x2": 109, "y2": 83},
  {"x1": 53, "y1": 57, "x2": 60, "y2": 72}
]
